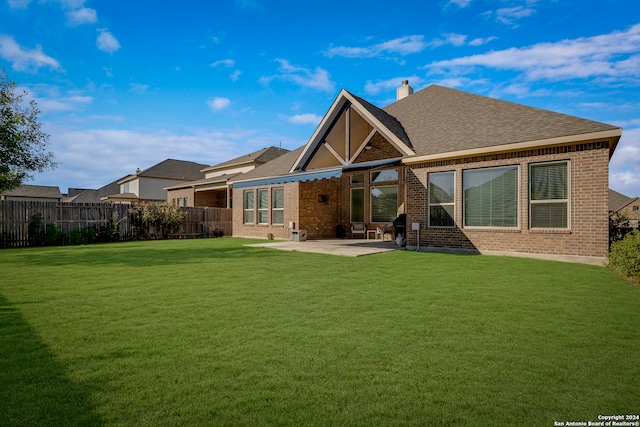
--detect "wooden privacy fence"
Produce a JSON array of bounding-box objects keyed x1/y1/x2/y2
[
  {"x1": 0, "y1": 201, "x2": 132, "y2": 247},
  {"x1": 0, "y1": 201, "x2": 233, "y2": 247},
  {"x1": 174, "y1": 207, "x2": 232, "y2": 238}
]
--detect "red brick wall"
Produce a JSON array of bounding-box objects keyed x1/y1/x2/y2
[
  {"x1": 405, "y1": 142, "x2": 611, "y2": 259},
  {"x1": 298, "y1": 179, "x2": 341, "y2": 239},
  {"x1": 194, "y1": 190, "x2": 227, "y2": 208},
  {"x1": 166, "y1": 188, "x2": 194, "y2": 206},
  {"x1": 232, "y1": 182, "x2": 300, "y2": 240}
]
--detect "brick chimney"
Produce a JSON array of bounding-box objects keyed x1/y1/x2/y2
[{"x1": 396, "y1": 80, "x2": 413, "y2": 101}]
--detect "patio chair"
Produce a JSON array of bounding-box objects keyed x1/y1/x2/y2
[{"x1": 351, "y1": 222, "x2": 366, "y2": 238}]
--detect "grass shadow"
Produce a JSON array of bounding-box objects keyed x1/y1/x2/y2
[{"x1": 0, "y1": 294, "x2": 103, "y2": 426}]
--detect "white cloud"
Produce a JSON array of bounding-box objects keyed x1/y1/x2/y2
[
  {"x1": 434, "y1": 33, "x2": 468, "y2": 48},
  {"x1": 96, "y1": 29, "x2": 120, "y2": 53},
  {"x1": 0, "y1": 34, "x2": 61, "y2": 72},
  {"x1": 610, "y1": 126, "x2": 640, "y2": 196},
  {"x1": 446, "y1": 0, "x2": 472, "y2": 7},
  {"x1": 7, "y1": 0, "x2": 30, "y2": 8},
  {"x1": 493, "y1": 6, "x2": 536, "y2": 26},
  {"x1": 129, "y1": 83, "x2": 150, "y2": 95},
  {"x1": 325, "y1": 35, "x2": 426, "y2": 58},
  {"x1": 260, "y1": 59, "x2": 335, "y2": 92},
  {"x1": 235, "y1": 0, "x2": 265, "y2": 12},
  {"x1": 211, "y1": 59, "x2": 235, "y2": 68},
  {"x1": 66, "y1": 7, "x2": 97, "y2": 25},
  {"x1": 287, "y1": 114, "x2": 322, "y2": 125},
  {"x1": 36, "y1": 126, "x2": 298, "y2": 190},
  {"x1": 364, "y1": 76, "x2": 424, "y2": 95},
  {"x1": 230, "y1": 70, "x2": 241, "y2": 82},
  {"x1": 38, "y1": 95, "x2": 92, "y2": 112},
  {"x1": 425, "y1": 24, "x2": 640, "y2": 82},
  {"x1": 468, "y1": 36, "x2": 498, "y2": 46},
  {"x1": 207, "y1": 97, "x2": 231, "y2": 111}
]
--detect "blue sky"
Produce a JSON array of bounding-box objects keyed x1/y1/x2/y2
[{"x1": 2, "y1": 0, "x2": 640, "y2": 197}]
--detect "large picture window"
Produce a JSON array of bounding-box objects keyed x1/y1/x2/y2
[
  {"x1": 271, "y1": 187, "x2": 284, "y2": 225},
  {"x1": 464, "y1": 166, "x2": 518, "y2": 228},
  {"x1": 530, "y1": 162, "x2": 568, "y2": 229},
  {"x1": 243, "y1": 190, "x2": 254, "y2": 224},
  {"x1": 371, "y1": 186, "x2": 398, "y2": 222},
  {"x1": 351, "y1": 188, "x2": 365, "y2": 223},
  {"x1": 429, "y1": 172, "x2": 455, "y2": 227},
  {"x1": 257, "y1": 189, "x2": 269, "y2": 225}
]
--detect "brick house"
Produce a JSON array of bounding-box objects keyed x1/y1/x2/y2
[
  {"x1": 101, "y1": 159, "x2": 209, "y2": 204},
  {"x1": 165, "y1": 147, "x2": 289, "y2": 208},
  {"x1": 609, "y1": 189, "x2": 640, "y2": 229},
  {"x1": 231, "y1": 82, "x2": 622, "y2": 263}
]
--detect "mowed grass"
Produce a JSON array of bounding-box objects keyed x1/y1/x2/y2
[{"x1": 1, "y1": 238, "x2": 639, "y2": 426}]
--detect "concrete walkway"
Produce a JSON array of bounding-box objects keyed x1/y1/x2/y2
[{"x1": 246, "y1": 238, "x2": 401, "y2": 257}]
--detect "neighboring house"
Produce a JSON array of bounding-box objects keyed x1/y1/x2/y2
[
  {"x1": 101, "y1": 159, "x2": 209, "y2": 203},
  {"x1": 0, "y1": 184, "x2": 63, "y2": 202},
  {"x1": 609, "y1": 189, "x2": 640, "y2": 229},
  {"x1": 65, "y1": 180, "x2": 123, "y2": 203},
  {"x1": 165, "y1": 146, "x2": 289, "y2": 208},
  {"x1": 231, "y1": 82, "x2": 622, "y2": 264}
]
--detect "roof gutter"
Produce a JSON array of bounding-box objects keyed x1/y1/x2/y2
[{"x1": 402, "y1": 128, "x2": 622, "y2": 165}]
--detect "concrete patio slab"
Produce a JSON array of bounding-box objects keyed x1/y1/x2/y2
[{"x1": 246, "y1": 238, "x2": 400, "y2": 257}]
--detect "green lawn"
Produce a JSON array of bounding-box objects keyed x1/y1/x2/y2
[{"x1": 1, "y1": 238, "x2": 638, "y2": 426}]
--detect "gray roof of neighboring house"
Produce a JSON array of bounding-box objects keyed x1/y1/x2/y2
[
  {"x1": 68, "y1": 179, "x2": 123, "y2": 203},
  {"x1": 121, "y1": 159, "x2": 209, "y2": 183},
  {"x1": 2, "y1": 184, "x2": 62, "y2": 199},
  {"x1": 609, "y1": 189, "x2": 638, "y2": 212},
  {"x1": 202, "y1": 146, "x2": 290, "y2": 172},
  {"x1": 165, "y1": 172, "x2": 246, "y2": 190},
  {"x1": 381, "y1": 84, "x2": 620, "y2": 158},
  {"x1": 232, "y1": 147, "x2": 305, "y2": 183}
]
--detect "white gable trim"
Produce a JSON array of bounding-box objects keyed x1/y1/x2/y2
[{"x1": 290, "y1": 90, "x2": 414, "y2": 173}]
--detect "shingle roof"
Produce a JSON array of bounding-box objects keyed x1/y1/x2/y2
[
  {"x1": 68, "y1": 179, "x2": 123, "y2": 203},
  {"x1": 348, "y1": 92, "x2": 412, "y2": 150},
  {"x1": 122, "y1": 159, "x2": 209, "y2": 182},
  {"x1": 2, "y1": 184, "x2": 62, "y2": 199},
  {"x1": 203, "y1": 146, "x2": 290, "y2": 172},
  {"x1": 609, "y1": 189, "x2": 638, "y2": 212},
  {"x1": 165, "y1": 172, "x2": 246, "y2": 190},
  {"x1": 232, "y1": 147, "x2": 305, "y2": 182},
  {"x1": 382, "y1": 85, "x2": 620, "y2": 158}
]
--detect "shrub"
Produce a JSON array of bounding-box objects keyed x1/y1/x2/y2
[
  {"x1": 608, "y1": 229, "x2": 640, "y2": 286},
  {"x1": 128, "y1": 202, "x2": 185, "y2": 239}
]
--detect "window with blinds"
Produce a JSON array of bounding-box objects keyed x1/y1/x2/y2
[
  {"x1": 371, "y1": 186, "x2": 398, "y2": 222},
  {"x1": 429, "y1": 171, "x2": 455, "y2": 227},
  {"x1": 530, "y1": 162, "x2": 568, "y2": 229},
  {"x1": 464, "y1": 166, "x2": 519, "y2": 228},
  {"x1": 271, "y1": 187, "x2": 284, "y2": 225},
  {"x1": 257, "y1": 189, "x2": 269, "y2": 224},
  {"x1": 243, "y1": 190, "x2": 254, "y2": 224}
]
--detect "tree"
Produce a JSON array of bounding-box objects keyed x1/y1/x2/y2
[{"x1": 0, "y1": 68, "x2": 56, "y2": 193}]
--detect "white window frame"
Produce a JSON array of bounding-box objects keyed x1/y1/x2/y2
[
  {"x1": 463, "y1": 165, "x2": 520, "y2": 229},
  {"x1": 271, "y1": 187, "x2": 284, "y2": 225},
  {"x1": 428, "y1": 171, "x2": 455, "y2": 228},
  {"x1": 529, "y1": 161, "x2": 570, "y2": 230},
  {"x1": 243, "y1": 190, "x2": 254, "y2": 225},
  {"x1": 257, "y1": 188, "x2": 269, "y2": 225}
]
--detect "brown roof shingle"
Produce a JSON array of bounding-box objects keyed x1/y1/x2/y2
[{"x1": 383, "y1": 85, "x2": 620, "y2": 157}]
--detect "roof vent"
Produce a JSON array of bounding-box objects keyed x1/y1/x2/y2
[{"x1": 396, "y1": 80, "x2": 413, "y2": 101}]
